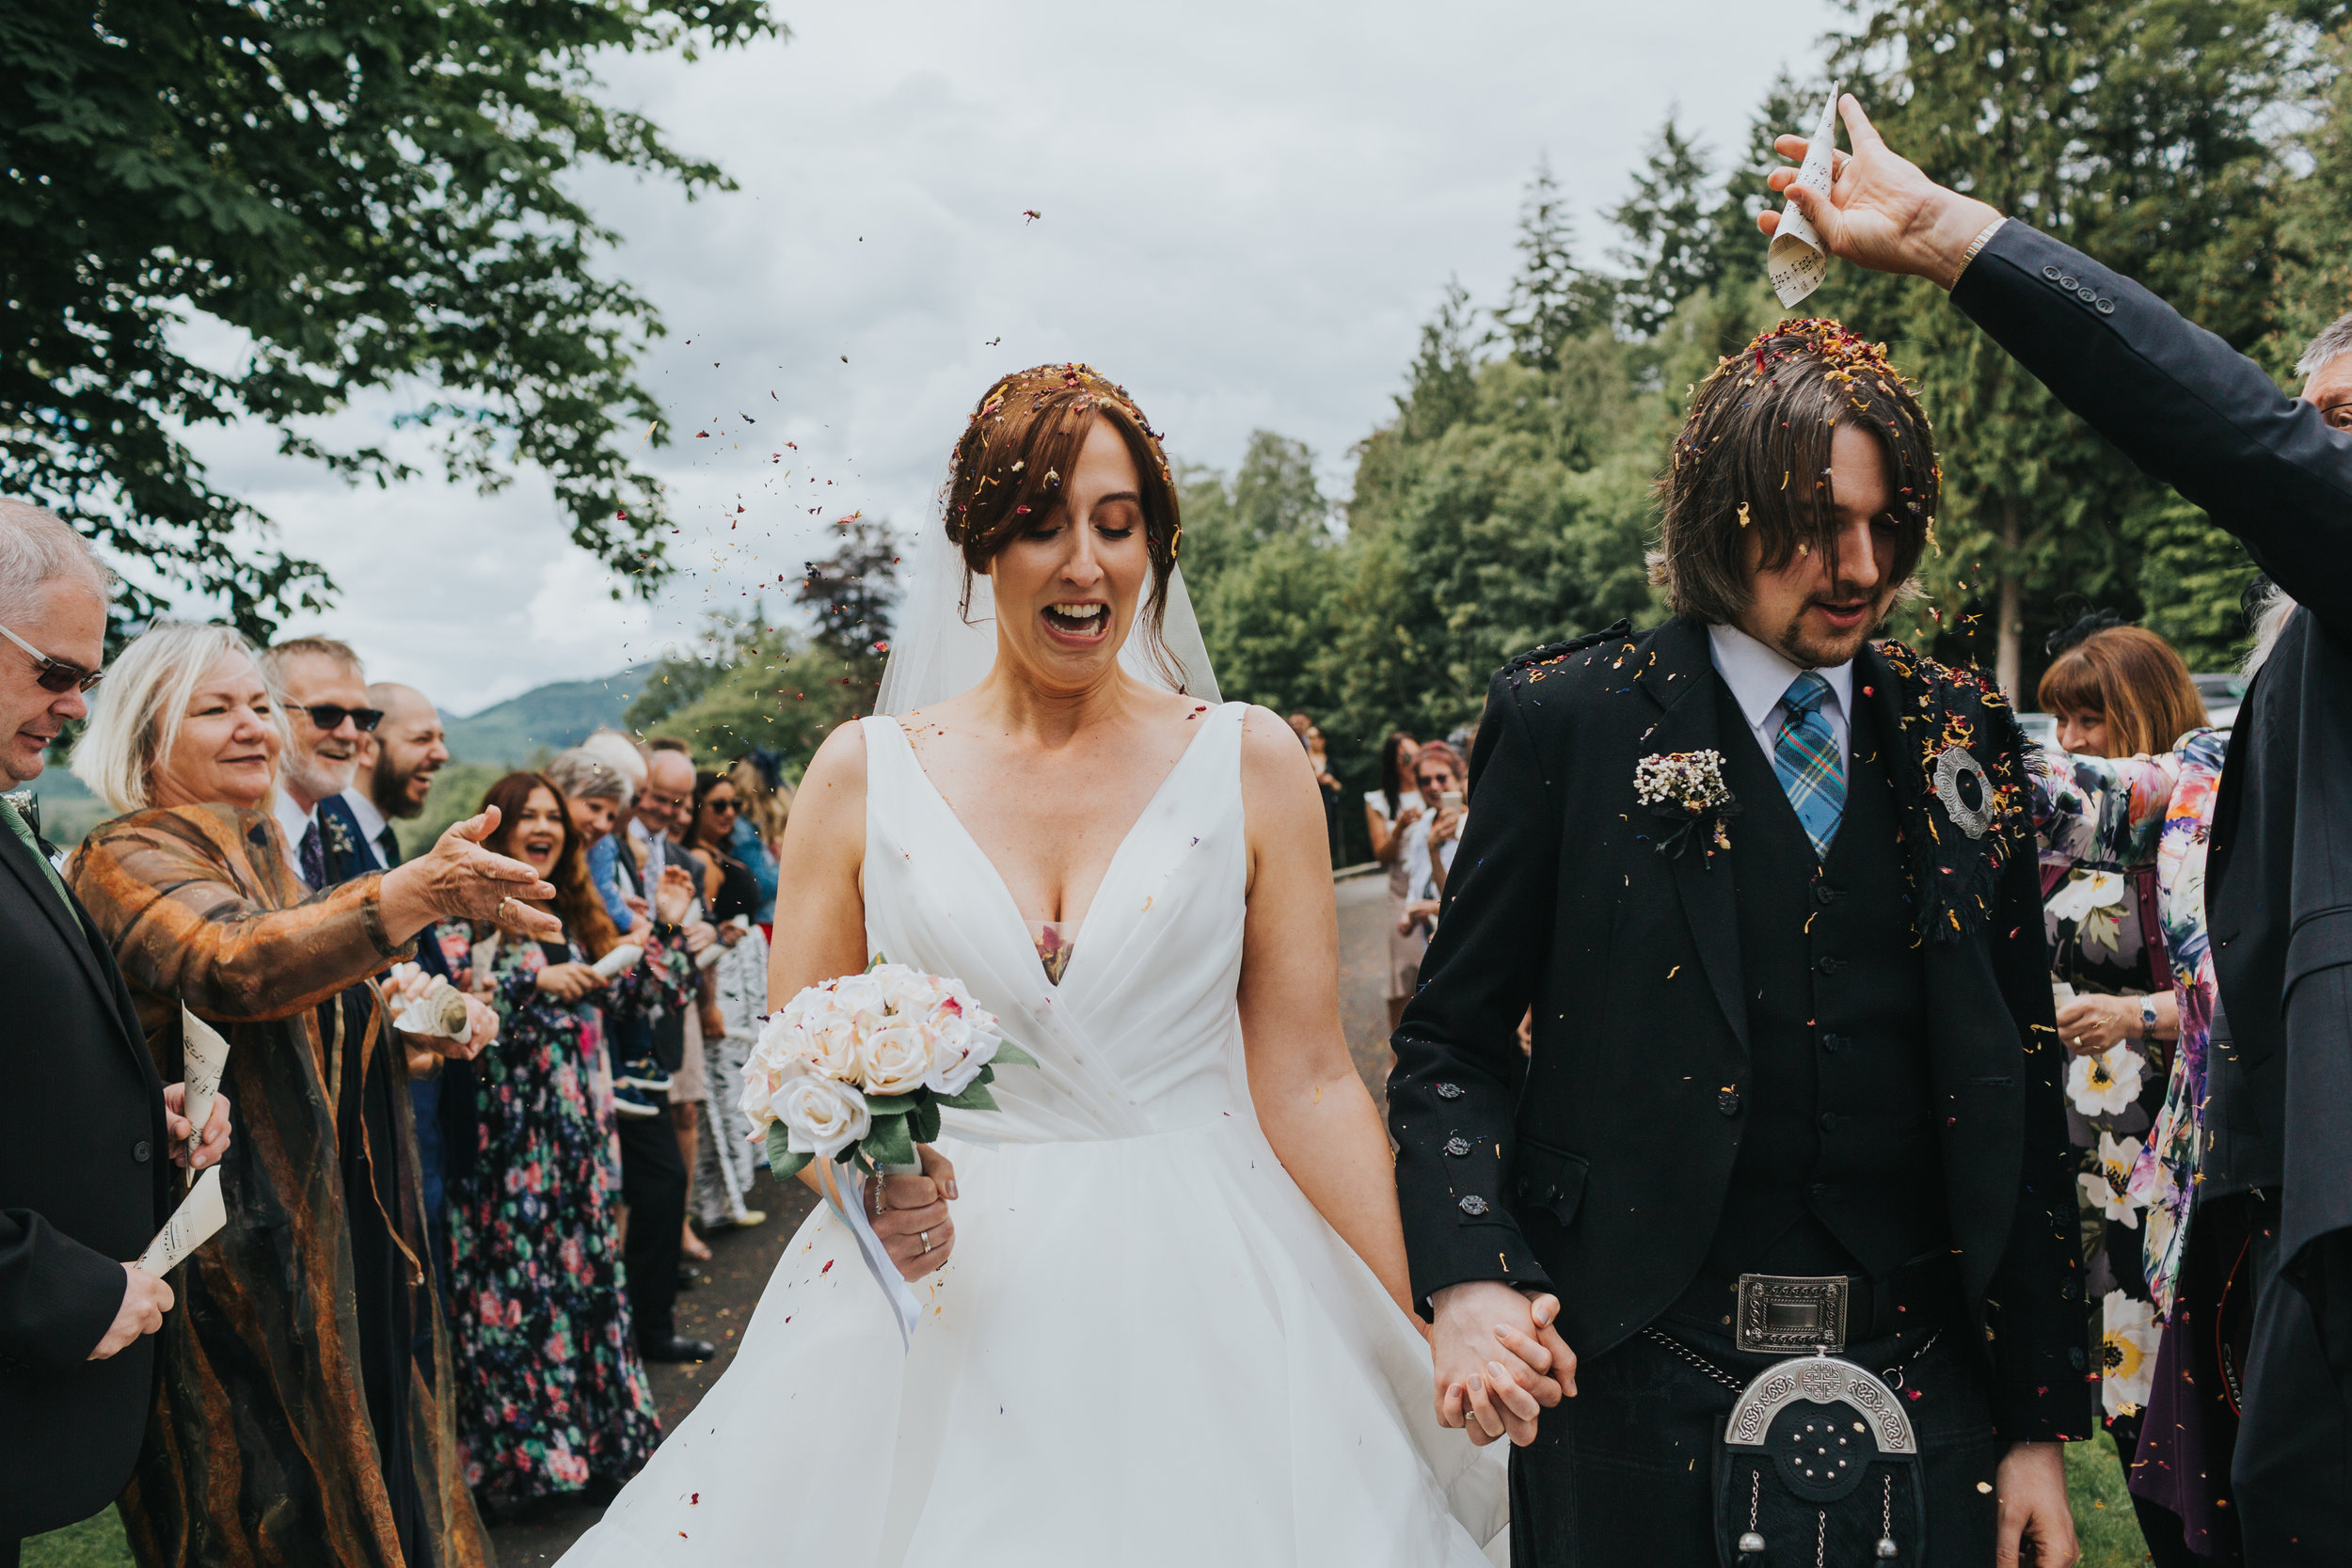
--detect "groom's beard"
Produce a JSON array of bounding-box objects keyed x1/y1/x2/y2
[{"x1": 1768, "y1": 582, "x2": 1896, "y2": 670}]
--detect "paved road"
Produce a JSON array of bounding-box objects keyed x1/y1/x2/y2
[{"x1": 490, "y1": 871, "x2": 1398, "y2": 1562}]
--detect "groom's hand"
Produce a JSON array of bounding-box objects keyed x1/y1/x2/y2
[
  {"x1": 1430, "y1": 1281, "x2": 1576, "y2": 1448},
  {"x1": 1756, "y1": 94, "x2": 2006, "y2": 291}
]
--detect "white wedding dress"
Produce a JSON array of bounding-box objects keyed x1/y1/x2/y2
[{"x1": 558, "y1": 703, "x2": 1506, "y2": 1566}]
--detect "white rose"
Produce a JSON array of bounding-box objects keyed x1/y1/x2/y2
[
  {"x1": 798, "y1": 1014, "x2": 863, "y2": 1081},
  {"x1": 830, "y1": 973, "x2": 886, "y2": 1023},
  {"x1": 858, "y1": 1023, "x2": 936, "y2": 1098},
  {"x1": 877, "y1": 967, "x2": 943, "y2": 1021},
  {"x1": 771, "y1": 1074, "x2": 870, "y2": 1160},
  {"x1": 739, "y1": 1034, "x2": 806, "y2": 1129},
  {"x1": 927, "y1": 1021, "x2": 1001, "y2": 1096}
]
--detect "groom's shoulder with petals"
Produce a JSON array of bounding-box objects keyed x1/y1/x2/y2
[
  {"x1": 1867, "y1": 636, "x2": 2030, "y2": 764},
  {"x1": 1492, "y1": 617, "x2": 1644, "y2": 713}
]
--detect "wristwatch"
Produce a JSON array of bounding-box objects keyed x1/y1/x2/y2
[{"x1": 2139, "y1": 994, "x2": 2159, "y2": 1038}]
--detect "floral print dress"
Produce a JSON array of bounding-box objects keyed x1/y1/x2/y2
[
  {"x1": 2028, "y1": 729, "x2": 2226, "y2": 1421},
  {"x1": 442, "y1": 924, "x2": 691, "y2": 1509}
]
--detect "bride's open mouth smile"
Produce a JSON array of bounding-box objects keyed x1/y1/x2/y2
[{"x1": 1040, "y1": 600, "x2": 1111, "y2": 645}]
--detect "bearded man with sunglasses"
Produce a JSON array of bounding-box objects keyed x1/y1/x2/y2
[
  {"x1": 259, "y1": 637, "x2": 383, "y2": 891},
  {"x1": 0, "y1": 500, "x2": 230, "y2": 1566}
]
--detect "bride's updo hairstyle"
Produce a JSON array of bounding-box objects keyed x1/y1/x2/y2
[{"x1": 943, "y1": 363, "x2": 1184, "y2": 674}]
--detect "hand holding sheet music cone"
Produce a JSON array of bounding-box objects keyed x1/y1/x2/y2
[{"x1": 1757, "y1": 93, "x2": 2010, "y2": 292}]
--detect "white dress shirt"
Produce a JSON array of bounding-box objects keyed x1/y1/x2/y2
[
  {"x1": 272, "y1": 792, "x2": 321, "y2": 887},
  {"x1": 1707, "y1": 622, "x2": 1855, "y2": 763},
  {"x1": 340, "y1": 787, "x2": 394, "y2": 870}
]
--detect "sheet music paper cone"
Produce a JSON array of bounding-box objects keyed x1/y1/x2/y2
[
  {"x1": 1767, "y1": 83, "x2": 1841, "y2": 308},
  {"x1": 138, "y1": 1164, "x2": 227, "y2": 1275},
  {"x1": 180, "y1": 1005, "x2": 230, "y2": 1166}
]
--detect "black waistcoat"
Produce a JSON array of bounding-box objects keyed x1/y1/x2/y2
[{"x1": 1704, "y1": 685, "x2": 1950, "y2": 1280}]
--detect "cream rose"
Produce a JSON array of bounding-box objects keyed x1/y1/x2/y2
[
  {"x1": 771, "y1": 1074, "x2": 871, "y2": 1160},
  {"x1": 926, "y1": 1016, "x2": 1001, "y2": 1096},
  {"x1": 858, "y1": 1023, "x2": 936, "y2": 1098}
]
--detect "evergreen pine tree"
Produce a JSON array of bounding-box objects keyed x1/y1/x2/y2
[
  {"x1": 1496, "y1": 157, "x2": 1613, "y2": 372},
  {"x1": 1610, "y1": 114, "x2": 1722, "y2": 339}
]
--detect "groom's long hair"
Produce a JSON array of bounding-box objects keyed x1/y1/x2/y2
[
  {"x1": 940, "y1": 364, "x2": 1184, "y2": 681},
  {"x1": 1650, "y1": 320, "x2": 1939, "y2": 626}
]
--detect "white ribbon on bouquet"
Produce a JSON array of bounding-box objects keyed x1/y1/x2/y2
[{"x1": 812, "y1": 1157, "x2": 924, "y2": 1350}]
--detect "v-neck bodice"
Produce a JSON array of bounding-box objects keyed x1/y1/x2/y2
[{"x1": 859, "y1": 704, "x2": 1252, "y2": 1143}]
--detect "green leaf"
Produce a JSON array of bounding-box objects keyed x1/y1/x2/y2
[
  {"x1": 860, "y1": 1115, "x2": 915, "y2": 1170},
  {"x1": 863, "y1": 1093, "x2": 918, "y2": 1119},
  {"x1": 932, "y1": 1083, "x2": 999, "y2": 1113},
  {"x1": 908, "y1": 1099, "x2": 942, "y2": 1145},
  {"x1": 991, "y1": 1040, "x2": 1039, "y2": 1069},
  {"x1": 763, "y1": 1123, "x2": 809, "y2": 1184}
]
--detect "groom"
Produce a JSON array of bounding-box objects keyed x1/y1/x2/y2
[{"x1": 1391, "y1": 322, "x2": 2090, "y2": 1565}]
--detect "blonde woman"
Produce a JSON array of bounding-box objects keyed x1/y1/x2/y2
[{"x1": 67, "y1": 621, "x2": 550, "y2": 1568}]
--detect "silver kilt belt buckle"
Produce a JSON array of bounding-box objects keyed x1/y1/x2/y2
[
  {"x1": 1735, "y1": 1272, "x2": 1849, "y2": 1354},
  {"x1": 1712, "y1": 1276, "x2": 1926, "y2": 1565}
]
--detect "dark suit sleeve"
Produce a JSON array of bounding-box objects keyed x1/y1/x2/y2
[
  {"x1": 1951, "y1": 222, "x2": 2352, "y2": 639},
  {"x1": 0, "y1": 1209, "x2": 127, "y2": 1370},
  {"x1": 1979, "y1": 806, "x2": 2100, "y2": 1442},
  {"x1": 1389, "y1": 669, "x2": 1561, "y2": 1315}
]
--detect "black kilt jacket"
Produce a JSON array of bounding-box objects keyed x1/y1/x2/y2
[{"x1": 1389, "y1": 613, "x2": 2094, "y2": 1443}]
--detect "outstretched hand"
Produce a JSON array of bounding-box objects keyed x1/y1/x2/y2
[
  {"x1": 1758, "y1": 94, "x2": 2006, "y2": 290},
  {"x1": 380, "y1": 805, "x2": 562, "y2": 943},
  {"x1": 1430, "y1": 1279, "x2": 1577, "y2": 1447}
]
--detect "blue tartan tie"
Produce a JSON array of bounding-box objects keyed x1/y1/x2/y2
[
  {"x1": 1773, "y1": 673, "x2": 1845, "y2": 861},
  {"x1": 297, "y1": 817, "x2": 327, "y2": 888}
]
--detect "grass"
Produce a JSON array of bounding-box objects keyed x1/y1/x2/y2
[
  {"x1": 2071, "y1": 1426, "x2": 2155, "y2": 1567},
  {"x1": 21, "y1": 1505, "x2": 129, "y2": 1568},
  {"x1": 16, "y1": 1436, "x2": 2157, "y2": 1565}
]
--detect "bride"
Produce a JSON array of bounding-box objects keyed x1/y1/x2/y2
[{"x1": 559, "y1": 364, "x2": 1528, "y2": 1565}]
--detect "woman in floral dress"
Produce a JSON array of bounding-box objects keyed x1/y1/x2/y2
[
  {"x1": 2028, "y1": 624, "x2": 2217, "y2": 1566},
  {"x1": 445, "y1": 770, "x2": 699, "y2": 1515}
]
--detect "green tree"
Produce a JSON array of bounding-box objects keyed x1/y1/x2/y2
[
  {"x1": 793, "y1": 513, "x2": 903, "y2": 684},
  {"x1": 1, "y1": 0, "x2": 779, "y2": 636},
  {"x1": 1610, "y1": 114, "x2": 1724, "y2": 339},
  {"x1": 1495, "y1": 158, "x2": 1613, "y2": 372}
]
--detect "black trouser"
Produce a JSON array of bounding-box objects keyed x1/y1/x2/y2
[
  {"x1": 2233, "y1": 1197, "x2": 2352, "y2": 1564},
  {"x1": 616, "y1": 1108, "x2": 686, "y2": 1349},
  {"x1": 3, "y1": 1536, "x2": 20, "y2": 1568},
  {"x1": 1508, "y1": 1318, "x2": 1998, "y2": 1567}
]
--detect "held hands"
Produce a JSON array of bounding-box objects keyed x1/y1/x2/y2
[
  {"x1": 1758, "y1": 95, "x2": 2006, "y2": 291},
  {"x1": 90, "y1": 1263, "x2": 174, "y2": 1361},
  {"x1": 869, "y1": 1144, "x2": 960, "y2": 1282},
  {"x1": 1429, "y1": 1280, "x2": 1577, "y2": 1447},
  {"x1": 162, "y1": 1082, "x2": 231, "y2": 1171},
  {"x1": 1995, "y1": 1442, "x2": 2079, "y2": 1567},
  {"x1": 381, "y1": 806, "x2": 561, "y2": 941}
]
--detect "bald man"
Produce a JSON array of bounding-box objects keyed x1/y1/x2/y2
[{"x1": 342, "y1": 683, "x2": 449, "y2": 871}]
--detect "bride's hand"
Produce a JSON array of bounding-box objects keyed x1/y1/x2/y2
[{"x1": 870, "y1": 1144, "x2": 960, "y2": 1280}]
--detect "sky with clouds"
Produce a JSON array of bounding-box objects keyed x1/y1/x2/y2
[{"x1": 180, "y1": 0, "x2": 1842, "y2": 715}]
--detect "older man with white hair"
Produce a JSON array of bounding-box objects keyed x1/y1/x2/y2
[{"x1": 0, "y1": 500, "x2": 229, "y2": 1566}]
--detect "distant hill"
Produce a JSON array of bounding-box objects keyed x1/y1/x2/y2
[{"x1": 440, "y1": 664, "x2": 650, "y2": 767}]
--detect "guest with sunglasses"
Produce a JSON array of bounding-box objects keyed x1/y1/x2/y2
[{"x1": 258, "y1": 638, "x2": 383, "y2": 890}]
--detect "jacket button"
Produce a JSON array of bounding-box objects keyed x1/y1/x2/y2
[
  {"x1": 2069, "y1": 1346, "x2": 2087, "y2": 1370},
  {"x1": 1443, "y1": 1136, "x2": 1472, "y2": 1157},
  {"x1": 1819, "y1": 1111, "x2": 1839, "y2": 1132},
  {"x1": 2096, "y1": 298, "x2": 2116, "y2": 315},
  {"x1": 133, "y1": 1141, "x2": 152, "y2": 1164},
  {"x1": 1820, "y1": 1032, "x2": 1845, "y2": 1053},
  {"x1": 1812, "y1": 882, "x2": 1840, "y2": 906},
  {"x1": 2058, "y1": 274, "x2": 2078, "y2": 289},
  {"x1": 1809, "y1": 1181, "x2": 1831, "y2": 1198},
  {"x1": 1716, "y1": 1088, "x2": 1741, "y2": 1117},
  {"x1": 2042, "y1": 265, "x2": 2061, "y2": 280},
  {"x1": 1817, "y1": 956, "x2": 1842, "y2": 974},
  {"x1": 1435, "y1": 1082, "x2": 1465, "y2": 1101},
  {"x1": 1459, "y1": 1195, "x2": 1490, "y2": 1216}
]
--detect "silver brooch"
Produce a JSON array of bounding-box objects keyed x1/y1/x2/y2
[
  {"x1": 1931, "y1": 745, "x2": 1994, "y2": 839},
  {"x1": 1435, "y1": 1082, "x2": 1465, "y2": 1100},
  {"x1": 1443, "y1": 1136, "x2": 1472, "y2": 1157},
  {"x1": 1458, "y1": 1195, "x2": 1489, "y2": 1215}
]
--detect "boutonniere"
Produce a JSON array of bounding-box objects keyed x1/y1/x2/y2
[{"x1": 1633, "y1": 750, "x2": 1740, "y2": 863}]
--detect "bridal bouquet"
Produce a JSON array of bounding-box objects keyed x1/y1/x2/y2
[{"x1": 741, "y1": 960, "x2": 1035, "y2": 1181}]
